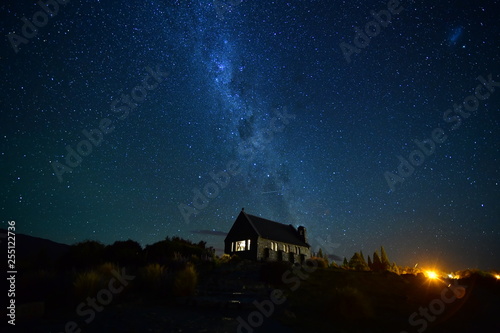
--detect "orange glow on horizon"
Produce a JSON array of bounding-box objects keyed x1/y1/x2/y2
[{"x1": 426, "y1": 271, "x2": 439, "y2": 280}]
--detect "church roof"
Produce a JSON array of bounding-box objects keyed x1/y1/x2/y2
[{"x1": 240, "y1": 210, "x2": 309, "y2": 247}]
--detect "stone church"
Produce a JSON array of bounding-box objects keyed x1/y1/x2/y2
[{"x1": 224, "y1": 208, "x2": 311, "y2": 263}]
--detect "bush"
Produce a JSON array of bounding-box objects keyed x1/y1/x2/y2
[
  {"x1": 229, "y1": 254, "x2": 242, "y2": 264},
  {"x1": 309, "y1": 256, "x2": 329, "y2": 268},
  {"x1": 73, "y1": 263, "x2": 121, "y2": 300},
  {"x1": 105, "y1": 239, "x2": 143, "y2": 267},
  {"x1": 62, "y1": 240, "x2": 106, "y2": 269},
  {"x1": 215, "y1": 254, "x2": 231, "y2": 266},
  {"x1": 73, "y1": 270, "x2": 103, "y2": 300},
  {"x1": 458, "y1": 268, "x2": 491, "y2": 279},
  {"x1": 214, "y1": 254, "x2": 242, "y2": 266},
  {"x1": 329, "y1": 261, "x2": 339, "y2": 268},
  {"x1": 144, "y1": 237, "x2": 214, "y2": 265},
  {"x1": 97, "y1": 262, "x2": 119, "y2": 277},
  {"x1": 140, "y1": 263, "x2": 166, "y2": 293},
  {"x1": 172, "y1": 263, "x2": 198, "y2": 297}
]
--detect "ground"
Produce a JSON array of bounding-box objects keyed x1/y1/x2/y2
[{"x1": 5, "y1": 261, "x2": 500, "y2": 333}]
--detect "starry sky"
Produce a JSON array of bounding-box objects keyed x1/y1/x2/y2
[{"x1": 1, "y1": 0, "x2": 499, "y2": 271}]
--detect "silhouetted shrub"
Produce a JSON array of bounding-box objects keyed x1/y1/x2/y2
[
  {"x1": 145, "y1": 237, "x2": 214, "y2": 265},
  {"x1": 139, "y1": 263, "x2": 167, "y2": 293},
  {"x1": 215, "y1": 254, "x2": 231, "y2": 266},
  {"x1": 105, "y1": 240, "x2": 143, "y2": 267},
  {"x1": 73, "y1": 270, "x2": 103, "y2": 300},
  {"x1": 172, "y1": 263, "x2": 198, "y2": 297},
  {"x1": 59, "y1": 240, "x2": 106, "y2": 270},
  {"x1": 229, "y1": 254, "x2": 242, "y2": 264},
  {"x1": 73, "y1": 263, "x2": 121, "y2": 300},
  {"x1": 458, "y1": 269, "x2": 492, "y2": 279},
  {"x1": 97, "y1": 262, "x2": 119, "y2": 276},
  {"x1": 310, "y1": 256, "x2": 329, "y2": 268}
]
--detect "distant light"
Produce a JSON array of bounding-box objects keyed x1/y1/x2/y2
[
  {"x1": 495, "y1": 274, "x2": 500, "y2": 280},
  {"x1": 426, "y1": 271, "x2": 438, "y2": 280}
]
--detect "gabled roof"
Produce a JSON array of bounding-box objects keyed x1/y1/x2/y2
[{"x1": 240, "y1": 210, "x2": 309, "y2": 248}]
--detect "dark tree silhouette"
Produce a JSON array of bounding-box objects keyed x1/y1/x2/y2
[
  {"x1": 59, "y1": 240, "x2": 105, "y2": 269},
  {"x1": 317, "y1": 248, "x2": 327, "y2": 260},
  {"x1": 105, "y1": 239, "x2": 143, "y2": 267},
  {"x1": 372, "y1": 250, "x2": 383, "y2": 271},
  {"x1": 348, "y1": 252, "x2": 369, "y2": 271},
  {"x1": 144, "y1": 236, "x2": 215, "y2": 265},
  {"x1": 380, "y1": 246, "x2": 391, "y2": 271},
  {"x1": 360, "y1": 250, "x2": 365, "y2": 263}
]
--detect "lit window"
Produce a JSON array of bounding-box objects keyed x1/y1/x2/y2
[
  {"x1": 231, "y1": 242, "x2": 234, "y2": 252},
  {"x1": 271, "y1": 242, "x2": 278, "y2": 251},
  {"x1": 247, "y1": 239, "x2": 251, "y2": 250},
  {"x1": 235, "y1": 240, "x2": 246, "y2": 251}
]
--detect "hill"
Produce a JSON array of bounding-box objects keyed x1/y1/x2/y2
[{"x1": 0, "y1": 228, "x2": 70, "y2": 269}]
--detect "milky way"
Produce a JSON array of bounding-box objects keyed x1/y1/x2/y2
[{"x1": 1, "y1": 0, "x2": 499, "y2": 270}]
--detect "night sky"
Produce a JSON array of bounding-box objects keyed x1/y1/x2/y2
[{"x1": 1, "y1": 0, "x2": 499, "y2": 271}]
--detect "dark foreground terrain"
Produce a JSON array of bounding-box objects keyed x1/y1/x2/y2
[{"x1": 3, "y1": 259, "x2": 500, "y2": 333}]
